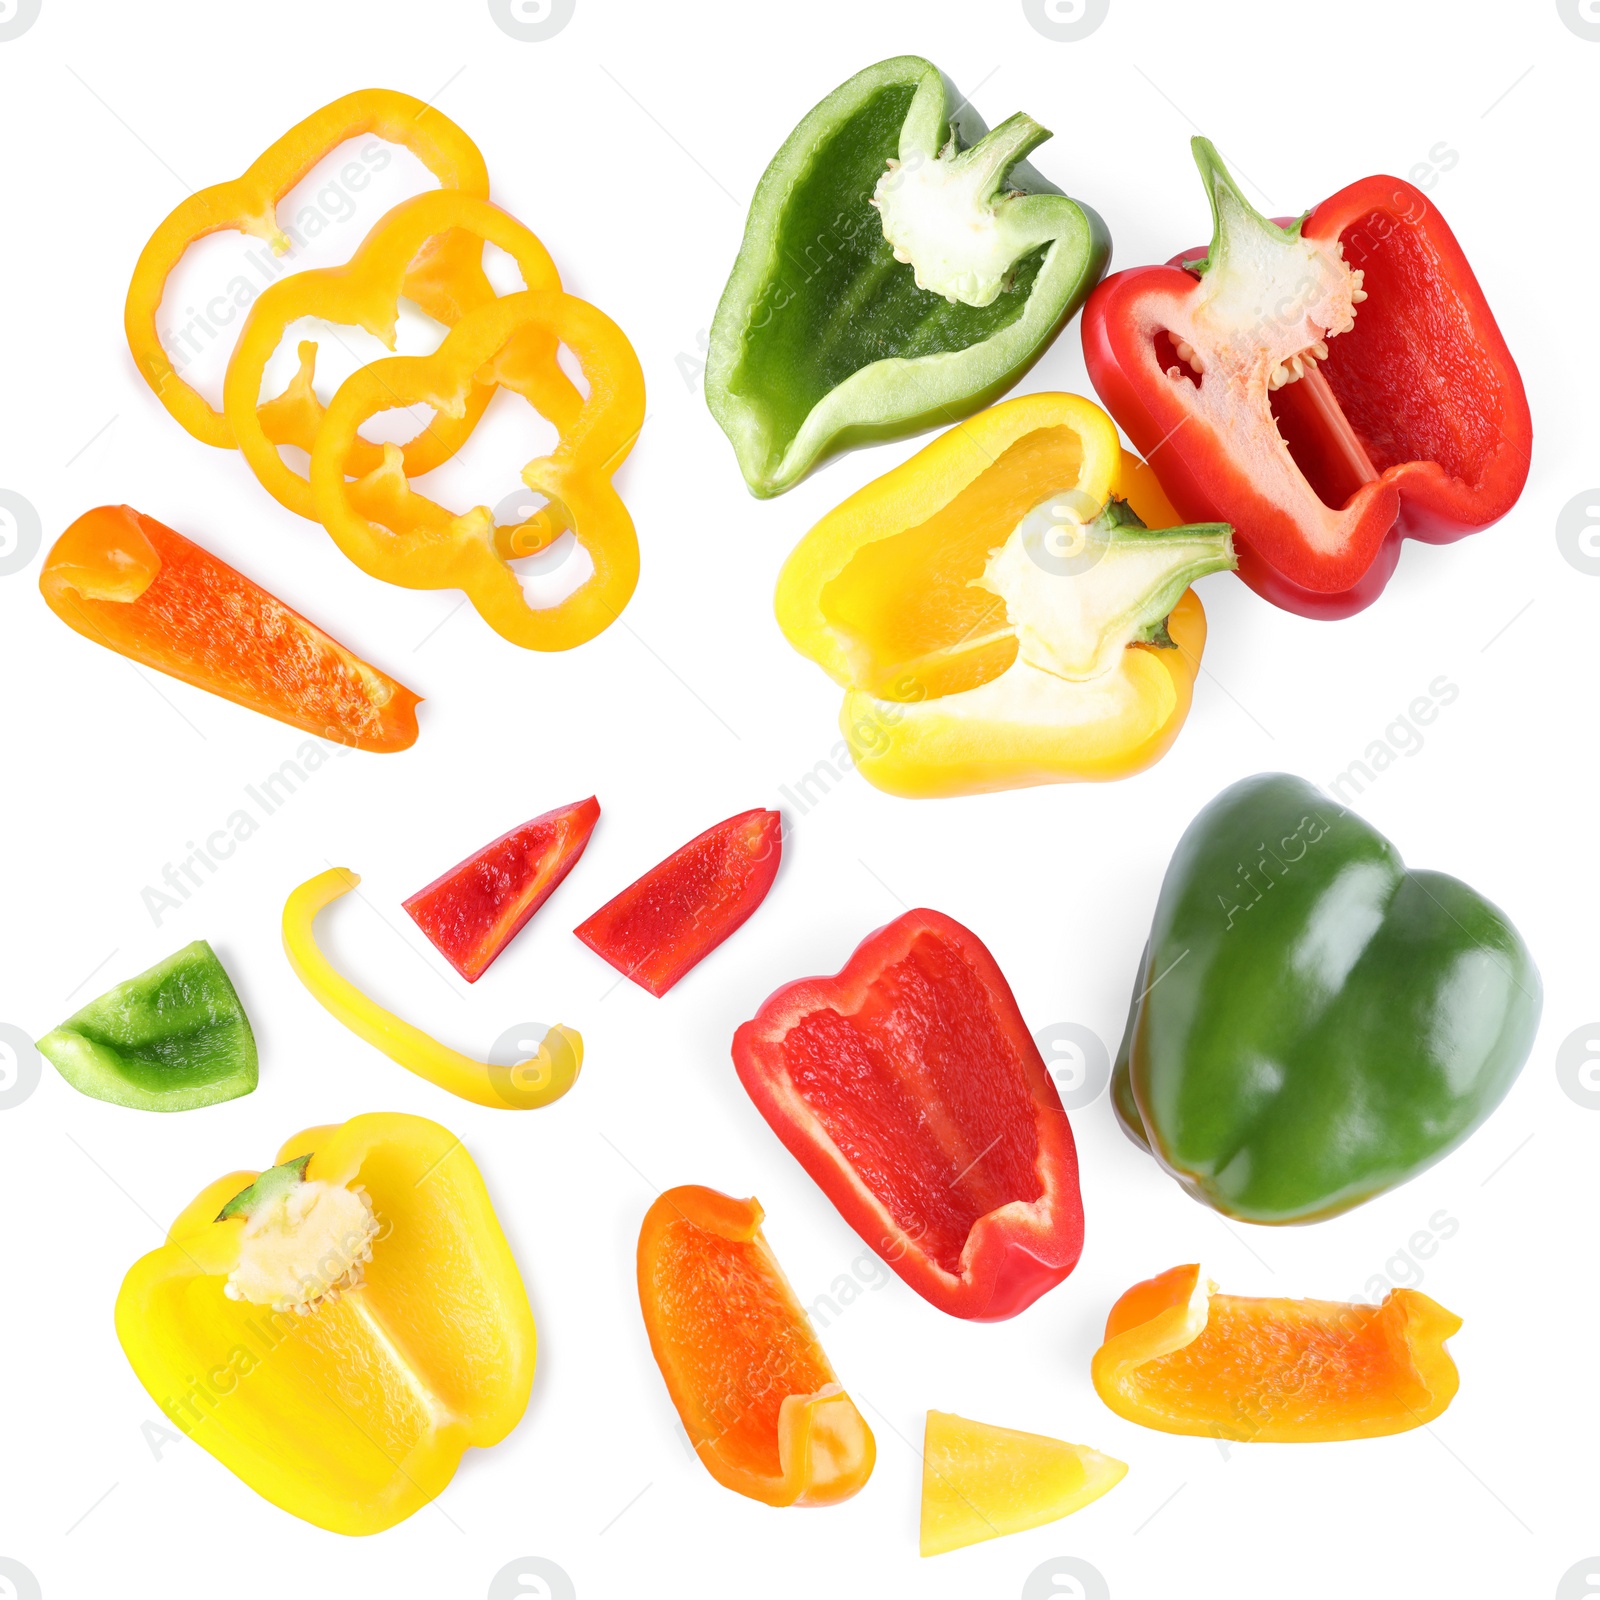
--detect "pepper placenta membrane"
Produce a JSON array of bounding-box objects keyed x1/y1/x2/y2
[
  {"x1": 574, "y1": 809, "x2": 781, "y2": 996},
  {"x1": 40, "y1": 506, "x2": 421, "y2": 752},
  {"x1": 405, "y1": 798, "x2": 600, "y2": 982},
  {"x1": 708, "y1": 56, "x2": 1108, "y2": 496},
  {"x1": 1082, "y1": 139, "x2": 1531, "y2": 617},
  {"x1": 283, "y1": 867, "x2": 582, "y2": 1110},
  {"x1": 37, "y1": 940, "x2": 256, "y2": 1112},
  {"x1": 125, "y1": 89, "x2": 493, "y2": 448},
  {"x1": 1114, "y1": 773, "x2": 1541, "y2": 1222},
  {"x1": 1091, "y1": 1264, "x2": 1461, "y2": 1441},
  {"x1": 733, "y1": 909, "x2": 1082, "y2": 1320},
  {"x1": 637, "y1": 1185, "x2": 875, "y2": 1506},
  {"x1": 920, "y1": 1412, "x2": 1125, "y2": 1556},
  {"x1": 115, "y1": 1113, "x2": 536, "y2": 1533},
  {"x1": 775, "y1": 393, "x2": 1234, "y2": 797},
  {"x1": 309, "y1": 288, "x2": 644, "y2": 651}
]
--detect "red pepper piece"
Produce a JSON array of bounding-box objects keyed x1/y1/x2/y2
[
  {"x1": 574, "y1": 809, "x2": 781, "y2": 997},
  {"x1": 732, "y1": 910, "x2": 1083, "y2": 1321},
  {"x1": 403, "y1": 798, "x2": 600, "y2": 982},
  {"x1": 40, "y1": 505, "x2": 420, "y2": 751},
  {"x1": 1081, "y1": 140, "x2": 1531, "y2": 618}
]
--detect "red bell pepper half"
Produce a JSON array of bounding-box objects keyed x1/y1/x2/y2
[
  {"x1": 404, "y1": 797, "x2": 599, "y2": 981},
  {"x1": 1082, "y1": 139, "x2": 1531, "y2": 618},
  {"x1": 732, "y1": 910, "x2": 1083, "y2": 1321},
  {"x1": 575, "y1": 809, "x2": 782, "y2": 997}
]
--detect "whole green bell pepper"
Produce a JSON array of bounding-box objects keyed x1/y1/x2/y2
[
  {"x1": 1113, "y1": 774, "x2": 1540, "y2": 1223},
  {"x1": 707, "y1": 55, "x2": 1109, "y2": 497},
  {"x1": 37, "y1": 939, "x2": 258, "y2": 1112}
]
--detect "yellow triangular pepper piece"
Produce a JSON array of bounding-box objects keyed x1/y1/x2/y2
[{"x1": 920, "y1": 1410, "x2": 1127, "y2": 1557}]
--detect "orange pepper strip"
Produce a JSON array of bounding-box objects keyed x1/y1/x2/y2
[
  {"x1": 1091, "y1": 1264, "x2": 1462, "y2": 1442},
  {"x1": 225, "y1": 191, "x2": 581, "y2": 519},
  {"x1": 636, "y1": 1186, "x2": 875, "y2": 1507},
  {"x1": 309, "y1": 288, "x2": 644, "y2": 651},
  {"x1": 40, "y1": 506, "x2": 420, "y2": 752},
  {"x1": 125, "y1": 88, "x2": 491, "y2": 448}
]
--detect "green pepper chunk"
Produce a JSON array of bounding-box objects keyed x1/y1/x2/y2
[
  {"x1": 707, "y1": 56, "x2": 1109, "y2": 497},
  {"x1": 1113, "y1": 774, "x2": 1541, "y2": 1223},
  {"x1": 37, "y1": 939, "x2": 258, "y2": 1112}
]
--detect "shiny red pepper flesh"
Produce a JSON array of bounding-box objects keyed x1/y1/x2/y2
[
  {"x1": 733, "y1": 910, "x2": 1083, "y2": 1320},
  {"x1": 574, "y1": 809, "x2": 782, "y2": 997},
  {"x1": 404, "y1": 797, "x2": 599, "y2": 982}
]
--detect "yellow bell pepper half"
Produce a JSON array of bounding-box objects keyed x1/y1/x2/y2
[
  {"x1": 282, "y1": 867, "x2": 582, "y2": 1110},
  {"x1": 774, "y1": 393, "x2": 1235, "y2": 798},
  {"x1": 114, "y1": 1113, "x2": 536, "y2": 1535}
]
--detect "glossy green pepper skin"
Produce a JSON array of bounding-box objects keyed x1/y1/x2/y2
[
  {"x1": 706, "y1": 56, "x2": 1109, "y2": 497},
  {"x1": 37, "y1": 939, "x2": 257, "y2": 1112},
  {"x1": 1113, "y1": 774, "x2": 1541, "y2": 1223}
]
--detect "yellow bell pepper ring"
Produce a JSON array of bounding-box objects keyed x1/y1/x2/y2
[
  {"x1": 125, "y1": 88, "x2": 492, "y2": 448},
  {"x1": 774, "y1": 392, "x2": 1236, "y2": 798},
  {"x1": 114, "y1": 1112, "x2": 536, "y2": 1535},
  {"x1": 224, "y1": 190, "x2": 580, "y2": 519},
  {"x1": 282, "y1": 867, "x2": 582, "y2": 1109},
  {"x1": 309, "y1": 288, "x2": 645, "y2": 651}
]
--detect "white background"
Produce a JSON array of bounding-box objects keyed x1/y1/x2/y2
[{"x1": 0, "y1": 2, "x2": 1595, "y2": 1596}]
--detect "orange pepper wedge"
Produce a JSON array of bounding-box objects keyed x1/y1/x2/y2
[
  {"x1": 636, "y1": 1186, "x2": 875, "y2": 1507},
  {"x1": 40, "y1": 505, "x2": 420, "y2": 752},
  {"x1": 224, "y1": 191, "x2": 581, "y2": 519},
  {"x1": 125, "y1": 88, "x2": 492, "y2": 448},
  {"x1": 1091, "y1": 1263, "x2": 1462, "y2": 1442},
  {"x1": 309, "y1": 288, "x2": 644, "y2": 651}
]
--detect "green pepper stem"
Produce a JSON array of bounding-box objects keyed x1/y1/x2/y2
[
  {"x1": 1190, "y1": 137, "x2": 1297, "y2": 274},
  {"x1": 953, "y1": 112, "x2": 1052, "y2": 198}
]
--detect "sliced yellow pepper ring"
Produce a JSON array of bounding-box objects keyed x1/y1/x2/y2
[
  {"x1": 224, "y1": 190, "x2": 581, "y2": 519},
  {"x1": 282, "y1": 867, "x2": 581, "y2": 1109},
  {"x1": 114, "y1": 1111, "x2": 536, "y2": 1534},
  {"x1": 126, "y1": 88, "x2": 492, "y2": 448},
  {"x1": 775, "y1": 393, "x2": 1230, "y2": 797},
  {"x1": 309, "y1": 288, "x2": 645, "y2": 651}
]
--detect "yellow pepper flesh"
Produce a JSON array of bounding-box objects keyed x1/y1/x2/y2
[
  {"x1": 775, "y1": 393, "x2": 1214, "y2": 797},
  {"x1": 114, "y1": 1112, "x2": 536, "y2": 1535},
  {"x1": 282, "y1": 867, "x2": 582, "y2": 1109},
  {"x1": 920, "y1": 1410, "x2": 1126, "y2": 1556}
]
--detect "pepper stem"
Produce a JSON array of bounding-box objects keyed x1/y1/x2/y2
[
  {"x1": 1188, "y1": 137, "x2": 1301, "y2": 274},
  {"x1": 951, "y1": 113, "x2": 1052, "y2": 199}
]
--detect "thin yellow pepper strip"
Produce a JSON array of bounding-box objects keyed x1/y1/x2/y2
[
  {"x1": 224, "y1": 191, "x2": 581, "y2": 519},
  {"x1": 282, "y1": 867, "x2": 581, "y2": 1109},
  {"x1": 115, "y1": 1112, "x2": 536, "y2": 1534},
  {"x1": 309, "y1": 288, "x2": 645, "y2": 651},
  {"x1": 125, "y1": 88, "x2": 491, "y2": 448}
]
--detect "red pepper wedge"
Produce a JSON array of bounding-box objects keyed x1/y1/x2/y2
[
  {"x1": 732, "y1": 910, "x2": 1083, "y2": 1321},
  {"x1": 1081, "y1": 140, "x2": 1531, "y2": 618},
  {"x1": 403, "y1": 798, "x2": 600, "y2": 982},
  {"x1": 574, "y1": 809, "x2": 781, "y2": 997},
  {"x1": 40, "y1": 505, "x2": 420, "y2": 752}
]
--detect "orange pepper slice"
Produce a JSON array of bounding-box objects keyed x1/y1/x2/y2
[
  {"x1": 1091, "y1": 1263, "x2": 1462, "y2": 1442},
  {"x1": 125, "y1": 88, "x2": 491, "y2": 448},
  {"x1": 309, "y1": 288, "x2": 644, "y2": 651},
  {"x1": 40, "y1": 505, "x2": 420, "y2": 752},
  {"x1": 224, "y1": 191, "x2": 580, "y2": 519},
  {"x1": 636, "y1": 1186, "x2": 875, "y2": 1507}
]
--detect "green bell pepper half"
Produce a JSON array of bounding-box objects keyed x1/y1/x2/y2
[
  {"x1": 706, "y1": 55, "x2": 1110, "y2": 497},
  {"x1": 37, "y1": 939, "x2": 258, "y2": 1112},
  {"x1": 1113, "y1": 773, "x2": 1540, "y2": 1223}
]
